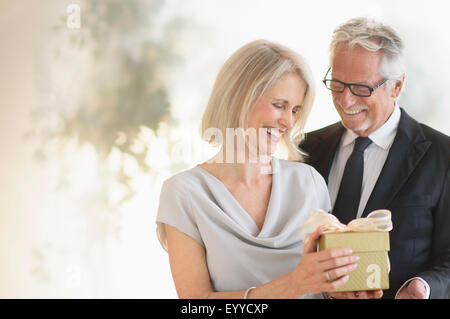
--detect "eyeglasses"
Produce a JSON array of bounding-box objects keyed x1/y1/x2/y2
[{"x1": 322, "y1": 67, "x2": 388, "y2": 97}]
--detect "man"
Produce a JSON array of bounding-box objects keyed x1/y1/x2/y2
[{"x1": 301, "y1": 17, "x2": 449, "y2": 299}]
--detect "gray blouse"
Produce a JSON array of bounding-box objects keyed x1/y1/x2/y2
[{"x1": 156, "y1": 157, "x2": 331, "y2": 298}]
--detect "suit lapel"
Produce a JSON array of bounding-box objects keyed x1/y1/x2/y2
[
  {"x1": 362, "y1": 109, "x2": 432, "y2": 216},
  {"x1": 315, "y1": 123, "x2": 345, "y2": 184}
]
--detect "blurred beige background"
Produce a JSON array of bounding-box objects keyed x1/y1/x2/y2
[{"x1": 0, "y1": 0, "x2": 448, "y2": 298}]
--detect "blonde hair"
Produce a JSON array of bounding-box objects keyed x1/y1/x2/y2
[{"x1": 201, "y1": 40, "x2": 315, "y2": 161}]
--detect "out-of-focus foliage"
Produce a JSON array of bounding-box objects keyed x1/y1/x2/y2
[
  {"x1": 42, "y1": 0, "x2": 193, "y2": 206},
  {"x1": 61, "y1": 0, "x2": 173, "y2": 165}
]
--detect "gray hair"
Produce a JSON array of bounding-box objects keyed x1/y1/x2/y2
[{"x1": 329, "y1": 17, "x2": 405, "y2": 92}]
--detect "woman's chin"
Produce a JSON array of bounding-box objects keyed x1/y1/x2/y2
[{"x1": 257, "y1": 144, "x2": 277, "y2": 158}]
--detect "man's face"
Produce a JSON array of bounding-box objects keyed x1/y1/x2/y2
[{"x1": 331, "y1": 43, "x2": 402, "y2": 137}]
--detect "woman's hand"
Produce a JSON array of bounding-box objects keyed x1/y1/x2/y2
[{"x1": 290, "y1": 226, "x2": 359, "y2": 296}]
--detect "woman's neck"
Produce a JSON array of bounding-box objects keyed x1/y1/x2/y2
[{"x1": 201, "y1": 146, "x2": 272, "y2": 186}]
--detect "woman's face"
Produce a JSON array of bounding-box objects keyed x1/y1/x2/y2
[{"x1": 246, "y1": 73, "x2": 307, "y2": 156}]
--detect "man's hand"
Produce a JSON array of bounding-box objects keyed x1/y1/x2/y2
[
  {"x1": 329, "y1": 290, "x2": 383, "y2": 299},
  {"x1": 396, "y1": 279, "x2": 427, "y2": 299}
]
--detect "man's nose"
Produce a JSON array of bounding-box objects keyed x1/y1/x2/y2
[{"x1": 337, "y1": 86, "x2": 357, "y2": 107}]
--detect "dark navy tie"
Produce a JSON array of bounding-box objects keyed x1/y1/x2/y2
[{"x1": 333, "y1": 137, "x2": 372, "y2": 224}]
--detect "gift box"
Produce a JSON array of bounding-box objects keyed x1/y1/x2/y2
[{"x1": 318, "y1": 231, "x2": 390, "y2": 292}]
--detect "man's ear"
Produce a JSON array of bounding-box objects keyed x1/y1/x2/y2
[{"x1": 391, "y1": 74, "x2": 405, "y2": 99}]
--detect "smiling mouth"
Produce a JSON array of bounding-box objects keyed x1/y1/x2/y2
[
  {"x1": 341, "y1": 107, "x2": 367, "y2": 115},
  {"x1": 264, "y1": 127, "x2": 284, "y2": 139},
  {"x1": 268, "y1": 127, "x2": 281, "y2": 137}
]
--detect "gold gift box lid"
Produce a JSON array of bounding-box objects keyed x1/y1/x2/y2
[{"x1": 318, "y1": 232, "x2": 390, "y2": 252}]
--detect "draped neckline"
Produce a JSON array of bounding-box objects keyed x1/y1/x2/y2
[{"x1": 195, "y1": 158, "x2": 280, "y2": 237}]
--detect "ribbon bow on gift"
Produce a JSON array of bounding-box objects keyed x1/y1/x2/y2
[{"x1": 301, "y1": 209, "x2": 393, "y2": 247}]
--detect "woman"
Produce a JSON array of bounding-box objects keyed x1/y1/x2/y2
[{"x1": 156, "y1": 40, "x2": 358, "y2": 298}]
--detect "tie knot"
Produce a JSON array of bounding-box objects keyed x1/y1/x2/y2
[{"x1": 353, "y1": 137, "x2": 372, "y2": 153}]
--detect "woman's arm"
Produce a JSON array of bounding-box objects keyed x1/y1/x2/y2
[
  {"x1": 165, "y1": 224, "x2": 218, "y2": 298},
  {"x1": 165, "y1": 224, "x2": 357, "y2": 299}
]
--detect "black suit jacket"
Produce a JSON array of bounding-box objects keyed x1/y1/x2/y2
[{"x1": 300, "y1": 108, "x2": 450, "y2": 298}]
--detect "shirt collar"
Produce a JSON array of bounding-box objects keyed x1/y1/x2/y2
[{"x1": 342, "y1": 102, "x2": 401, "y2": 150}]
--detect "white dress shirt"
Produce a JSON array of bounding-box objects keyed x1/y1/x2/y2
[
  {"x1": 328, "y1": 104, "x2": 401, "y2": 218},
  {"x1": 327, "y1": 103, "x2": 430, "y2": 298}
]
